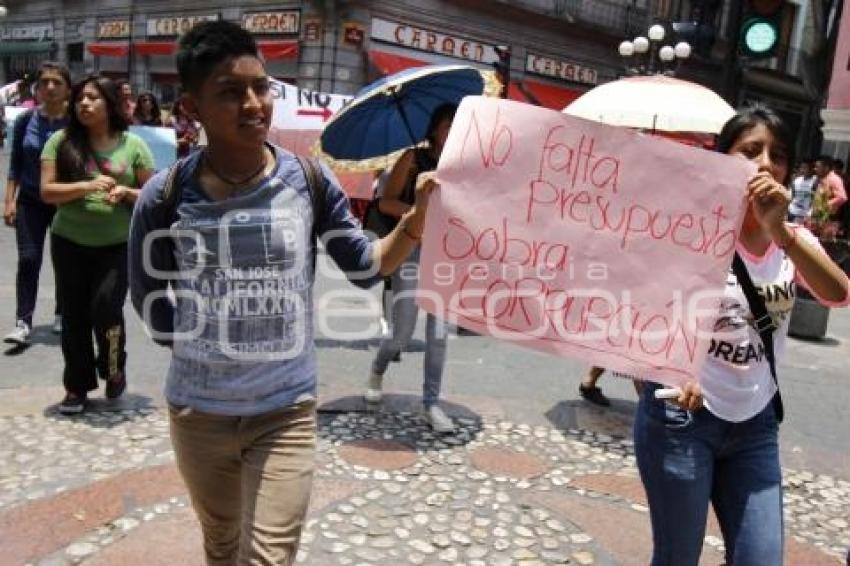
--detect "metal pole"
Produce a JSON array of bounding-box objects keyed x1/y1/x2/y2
[
  {"x1": 390, "y1": 88, "x2": 427, "y2": 171},
  {"x1": 127, "y1": 4, "x2": 134, "y2": 82},
  {"x1": 723, "y1": 0, "x2": 745, "y2": 105}
]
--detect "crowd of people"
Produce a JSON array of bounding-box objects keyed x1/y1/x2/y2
[
  {"x1": 3, "y1": 65, "x2": 200, "y2": 352},
  {"x1": 1, "y1": 20, "x2": 849, "y2": 566},
  {"x1": 788, "y1": 155, "x2": 849, "y2": 235}
]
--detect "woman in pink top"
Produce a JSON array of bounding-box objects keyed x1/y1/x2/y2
[{"x1": 814, "y1": 155, "x2": 848, "y2": 216}]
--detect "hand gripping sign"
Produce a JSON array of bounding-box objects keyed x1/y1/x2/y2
[{"x1": 418, "y1": 97, "x2": 755, "y2": 388}]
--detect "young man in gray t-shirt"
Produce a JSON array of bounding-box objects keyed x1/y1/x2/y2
[{"x1": 129, "y1": 21, "x2": 435, "y2": 564}]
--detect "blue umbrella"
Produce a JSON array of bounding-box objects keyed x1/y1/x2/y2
[{"x1": 318, "y1": 64, "x2": 501, "y2": 172}]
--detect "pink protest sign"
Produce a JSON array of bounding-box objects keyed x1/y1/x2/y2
[{"x1": 418, "y1": 97, "x2": 754, "y2": 387}]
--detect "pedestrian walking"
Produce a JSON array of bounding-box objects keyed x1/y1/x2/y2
[
  {"x1": 40, "y1": 75, "x2": 155, "y2": 414},
  {"x1": 814, "y1": 155, "x2": 848, "y2": 218},
  {"x1": 788, "y1": 158, "x2": 817, "y2": 223},
  {"x1": 634, "y1": 104, "x2": 850, "y2": 566},
  {"x1": 17, "y1": 76, "x2": 37, "y2": 109},
  {"x1": 364, "y1": 103, "x2": 456, "y2": 433},
  {"x1": 578, "y1": 366, "x2": 611, "y2": 406},
  {"x1": 128, "y1": 21, "x2": 435, "y2": 565},
  {"x1": 132, "y1": 92, "x2": 163, "y2": 126},
  {"x1": 3, "y1": 62, "x2": 71, "y2": 346},
  {"x1": 168, "y1": 98, "x2": 199, "y2": 158},
  {"x1": 115, "y1": 80, "x2": 135, "y2": 123}
]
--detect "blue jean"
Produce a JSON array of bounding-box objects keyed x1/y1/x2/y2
[
  {"x1": 634, "y1": 383, "x2": 783, "y2": 566},
  {"x1": 371, "y1": 250, "x2": 447, "y2": 407},
  {"x1": 14, "y1": 199, "x2": 59, "y2": 325}
]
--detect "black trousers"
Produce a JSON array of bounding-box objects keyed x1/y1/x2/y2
[
  {"x1": 51, "y1": 234, "x2": 128, "y2": 396},
  {"x1": 14, "y1": 199, "x2": 59, "y2": 325}
]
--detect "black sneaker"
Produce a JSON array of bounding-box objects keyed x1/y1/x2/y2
[
  {"x1": 579, "y1": 384, "x2": 611, "y2": 407},
  {"x1": 105, "y1": 372, "x2": 127, "y2": 399},
  {"x1": 58, "y1": 393, "x2": 86, "y2": 415}
]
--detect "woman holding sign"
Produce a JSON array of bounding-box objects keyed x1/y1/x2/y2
[
  {"x1": 634, "y1": 104, "x2": 850, "y2": 565},
  {"x1": 364, "y1": 103, "x2": 457, "y2": 434},
  {"x1": 40, "y1": 76, "x2": 155, "y2": 414}
]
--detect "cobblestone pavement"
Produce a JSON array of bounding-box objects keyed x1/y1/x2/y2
[{"x1": 0, "y1": 406, "x2": 846, "y2": 565}]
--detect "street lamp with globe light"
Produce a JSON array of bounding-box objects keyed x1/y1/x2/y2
[
  {"x1": 648, "y1": 24, "x2": 665, "y2": 42},
  {"x1": 619, "y1": 24, "x2": 691, "y2": 77}
]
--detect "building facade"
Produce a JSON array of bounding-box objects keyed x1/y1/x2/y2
[
  {"x1": 1, "y1": 0, "x2": 834, "y2": 158},
  {"x1": 822, "y1": 1, "x2": 850, "y2": 160},
  {"x1": 649, "y1": 0, "x2": 832, "y2": 160},
  {"x1": 0, "y1": 0, "x2": 646, "y2": 110}
]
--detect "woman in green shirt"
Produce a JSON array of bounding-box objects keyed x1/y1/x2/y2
[{"x1": 40, "y1": 75, "x2": 155, "y2": 414}]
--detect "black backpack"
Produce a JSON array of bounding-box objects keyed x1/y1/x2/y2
[{"x1": 9, "y1": 108, "x2": 36, "y2": 175}]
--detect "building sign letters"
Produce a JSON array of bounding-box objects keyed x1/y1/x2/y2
[
  {"x1": 147, "y1": 15, "x2": 219, "y2": 37},
  {"x1": 242, "y1": 11, "x2": 300, "y2": 35},
  {"x1": 97, "y1": 20, "x2": 131, "y2": 39},
  {"x1": 0, "y1": 24, "x2": 54, "y2": 41},
  {"x1": 371, "y1": 17, "x2": 498, "y2": 64},
  {"x1": 526, "y1": 54, "x2": 598, "y2": 85}
]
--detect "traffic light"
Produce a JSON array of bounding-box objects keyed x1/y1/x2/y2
[{"x1": 740, "y1": 0, "x2": 783, "y2": 58}]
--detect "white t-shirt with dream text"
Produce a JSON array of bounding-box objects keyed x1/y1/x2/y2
[{"x1": 701, "y1": 226, "x2": 829, "y2": 422}]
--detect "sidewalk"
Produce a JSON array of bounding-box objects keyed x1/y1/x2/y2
[{"x1": 0, "y1": 390, "x2": 846, "y2": 566}]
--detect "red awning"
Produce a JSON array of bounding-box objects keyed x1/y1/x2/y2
[
  {"x1": 87, "y1": 42, "x2": 130, "y2": 57},
  {"x1": 368, "y1": 50, "x2": 429, "y2": 75},
  {"x1": 259, "y1": 41, "x2": 299, "y2": 60},
  {"x1": 133, "y1": 41, "x2": 176, "y2": 56},
  {"x1": 89, "y1": 40, "x2": 298, "y2": 60},
  {"x1": 509, "y1": 80, "x2": 582, "y2": 111}
]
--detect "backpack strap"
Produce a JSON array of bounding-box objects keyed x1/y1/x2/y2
[
  {"x1": 731, "y1": 252, "x2": 784, "y2": 423},
  {"x1": 145, "y1": 156, "x2": 190, "y2": 283},
  {"x1": 9, "y1": 108, "x2": 36, "y2": 180},
  {"x1": 156, "y1": 153, "x2": 325, "y2": 231},
  {"x1": 295, "y1": 155, "x2": 327, "y2": 242},
  {"x1": 155, "y1": 155, "x2": 191, "y2": 225}
]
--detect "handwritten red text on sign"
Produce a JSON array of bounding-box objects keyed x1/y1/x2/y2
[{"x1": 418, "y1": 97, "x2": 753, "y2": 387}]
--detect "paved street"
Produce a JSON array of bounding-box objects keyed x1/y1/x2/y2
[{"x1": 0, "y1": 148, "x2": 848, "y2": 564}]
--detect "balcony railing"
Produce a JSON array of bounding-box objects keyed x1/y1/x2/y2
[{"x1": 506, "y1": 0, "x2": 650, "y2": 36}]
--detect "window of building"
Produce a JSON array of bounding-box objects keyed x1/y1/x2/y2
[{"x1": 68, "y1": 42, "x2": 84, "y2": 63}]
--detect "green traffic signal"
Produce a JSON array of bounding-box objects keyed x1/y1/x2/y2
[{"x1": 741, "y1": 17, "x2": 779, "y2": 57}]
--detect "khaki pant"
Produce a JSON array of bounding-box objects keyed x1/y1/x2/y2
[{"x1": 169, "y1": 400, "x2": 316, "y2": 566}]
